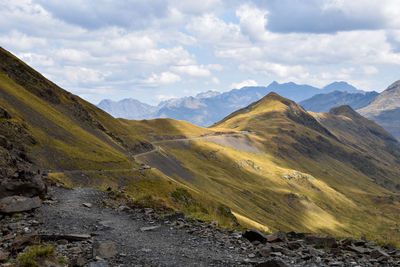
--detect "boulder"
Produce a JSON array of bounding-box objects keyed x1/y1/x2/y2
[
  {"x1": 0, "y1": 170, "x2": 47, "y2": 199},
  {"x1": 243, "y1": 229, "x2": 268, "y2": 243},
  {"x1": 93, "y1": 241, "x2": 117, "y2": 259},
  {"x1": 266, "y1": 231, "x2": 287, "y2": 243},
  {"x1": 0, "y1": 196, "x2": 42, "y2": 213}
]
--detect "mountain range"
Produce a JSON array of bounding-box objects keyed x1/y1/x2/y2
[
  {"x1": 2, "y1": 46, "x2": 400, "y2": 246},
  {"x1": 98, "y1": 81, "x2": 364, "y2": 127},
  {"x1": 299, "y1": 90, "x2": 379, "y2": 113},
  {"x1": 358, "y1": 80, "x2": 400, "y2": 140}
]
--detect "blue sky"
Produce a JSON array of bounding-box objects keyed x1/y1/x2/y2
[{"x1": 1, "y1": 0, "x2": 400, "y2": 105}]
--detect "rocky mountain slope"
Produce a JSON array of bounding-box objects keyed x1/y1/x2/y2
[
  {"x1": 300, "y1": 90, "x2": 378, "y2": 113},
  {"x1": 358, "y1": 81, "x2": 400, "y2": 140},
  {"x1": 98, "y1": 81, "x2": 364, "y2": 127}
]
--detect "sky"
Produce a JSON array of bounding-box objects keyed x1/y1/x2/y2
[{"x1": 1, "y1": 0, "x2": 400, "y2": 105}]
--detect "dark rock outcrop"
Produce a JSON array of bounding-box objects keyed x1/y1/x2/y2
[{"x1": 0, "y1": 170, "x2": 47, "y2": 199}]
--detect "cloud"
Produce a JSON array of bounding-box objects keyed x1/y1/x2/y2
[
  {"x1": 363, "y1": 66, "x2": 379, "y2": 75},
  {"x1": 142, "y1": 72, "x2": 181, "y2": 86},
  {"x1": 231, "y1": 79, "x2": 258, "y2": 89},
  {"x1": 255, "y1": 0, "x2": 389, "y2": 33},
  {"x1": 171, "y1": 65, "x2": 211, "y2": 77},
  {"x1": 35, "y1": 0, "x2": 170, "y2": 30},
  {"x1": 1, "y1": 0, "x2": 400, "y2": 105}
]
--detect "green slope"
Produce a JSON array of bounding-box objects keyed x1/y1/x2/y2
[
  {"x1": 135, "y1": 93, "x2": 400, "y2": 244},
  {"x1": 0, "y1": 47, "x2": 239, "y2": 227},
  {"x1": 0, "y1": 47, "x2": 153, "y2": 170}
]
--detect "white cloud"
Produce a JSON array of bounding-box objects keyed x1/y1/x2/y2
[
  {"x1": 236, "y1": 4, "x2": 270, "y2": 42},
  {"x1": 143, "y1": 72, "x2": 181, "y2": 86},
  {"x1": 231, "y1": 79, "x2": 258, "y2": 89},
  {"x1": 1, "y1": 0, "x2": 400, "y2": 104},
  {"x1": 363, "y1": 66, "x2": 379, "y2": 75},
  {"x1": 211, "y1": 77, "x2": 220, "y2": 85},
  {"x1": 171, "y1": 65, "x2": 211, "y2": 77},
  {"x1": 239, "y1": 62, "x2": 308, "y2": 79}
]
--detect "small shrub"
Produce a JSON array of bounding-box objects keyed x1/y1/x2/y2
[
  {"x1": 170, "y1": 188, "x2": 195, "y2": 206},
  {"x1": 57, "y1": 256, "x2": 67, "y2": 264},
  {"x1": 17, "y1": 245, "x2": 55, "y2": 267}
]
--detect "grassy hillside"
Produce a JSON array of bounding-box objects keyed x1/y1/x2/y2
[
  {"x1": 2, "y1": 47, "x2": 400, "y2": 244},
  {"x1": 0, "y1": 47, "x2": 153, "y2": 170},
  {"x1": 0, "y1": 47, "x2": 239, "y2": 227},
  {"x1": 135, "y1": 93, "x2": 400, "y2": 244}
]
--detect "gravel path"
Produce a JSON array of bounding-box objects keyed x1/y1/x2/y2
[{"x1": 36, "y1": 187, "x2": 253, "y2": 267}]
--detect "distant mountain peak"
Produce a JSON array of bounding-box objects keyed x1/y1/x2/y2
[
  {"x1": 322, "y1": 81, "x2": 361, "y2": 93},
  {"x1": 386, "y1": 80, "x2": 400, "y2": 92}
]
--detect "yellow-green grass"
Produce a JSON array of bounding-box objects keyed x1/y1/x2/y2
[
  {"x1": 0, "y1": 72, "x2": 136, "y2": 170},
  {"x1": 17, "y1": 245, "x2": 56, "y2": 267},
  {"x1": 119, "y1": 118, "x2": 233, "y2": 142},
  {"x1": 151, "y1": 136, "x2": 400, "y2": 245}
]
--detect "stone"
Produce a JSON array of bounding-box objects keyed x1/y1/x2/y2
[
  {"x1": 82, "y1": 203, "x2": 93, "y2": 208},
  {"x1": 164, "y1": 211, "x2": 185, "y2": 221},
  {"x1": 88, "y1": 261, "x2": 109, "y2": 267},
  {"x1": 286, "y1": 231, "x2": 306, "y2": 239},
  {"x1": 370, "y1": 249, "x2": 390, "y2": 259},
  {"x1": 140, "y1": 225, "x2": 160, "y2": 231},
  {"x1": 0, "y1": 196, "x2": 42, "y2": 213},
  {"x1": 11, "y1": 235, "x2": 38, "y2": 252},
  {"x1": 70, "y1": 256, "x2": 87, "y2": 267},
  {"x1": 243, "y1": 229, "x2": 267, "y2": 243},
  {"x1": 259, "y1": 246, "x2": 272, "y2": 257},
  {"x1": 144, "y1": 208, "x2": 154, "y2": 215},
  {"x1": 287, "y1": 241, "x2": 303, "y2": 250},
  {"x1": 305, "y1": 235, "x2": 338, "y2": 248},
  {"x1": 266, "y1": 231, "x2": 287, "y2": 243},
  {"x1": 93, "y1": 241, "x2": 117, "y2": 259},
  {"x1": 118, "y1": 205, "x2": 130, "y2": 211},
  {"x1": 346, "y1": 244, "x2": 367, "y2": 254},
  {"x1": 256, "y1": 259, "x2": 288, "y2": 267},
  {"x1": 271, "y1": 245, "x2": 285, "y2": 252}
]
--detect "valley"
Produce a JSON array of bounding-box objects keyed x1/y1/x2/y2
[{"x1": 1, "y1": 47, "x2": 400, "y2": 266}]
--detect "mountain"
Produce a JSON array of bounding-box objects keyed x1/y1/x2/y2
[
  {"x1": 358, "y1": 81, "x2": 400, "y2": 140},
  {"x1": 99, "y1": 81, "x2": 364, "y2": 127},
  {"x1": 0, "y1": 47, "x2": 240, "y2": 227},
  {"x1": 134, "y1": 92, "x2": 400, "y2": 243},
  {"x1": 98, "y1": 98, "x2": 157, "y2": 119},
  {"x1": 0, "y1": 47, "x2": 158, "y2": 171},
  {"x1": 3, "y1": 46, "x2": 400, "y2": 245},
  {"x1": 300, "y1": 90, "x2": 379, "y2": 113},
  {"x1": 321, "y1": 81, "x2": 364, "y2": 93}
]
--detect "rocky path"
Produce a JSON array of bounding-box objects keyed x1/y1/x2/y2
[
  {"x1": 2, "y1": 185, "x2": 400, "y2": 266},
  {"x1": 35, "y1": 187, "x2": 254, "y2": 267}
]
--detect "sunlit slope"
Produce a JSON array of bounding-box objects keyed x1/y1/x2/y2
[
  {"x1": 0, "y1": 47, "x2": 150, "y2": 170},
  {"x1": 135, "y1": 92, "x2": 400, "y2": 243}
]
